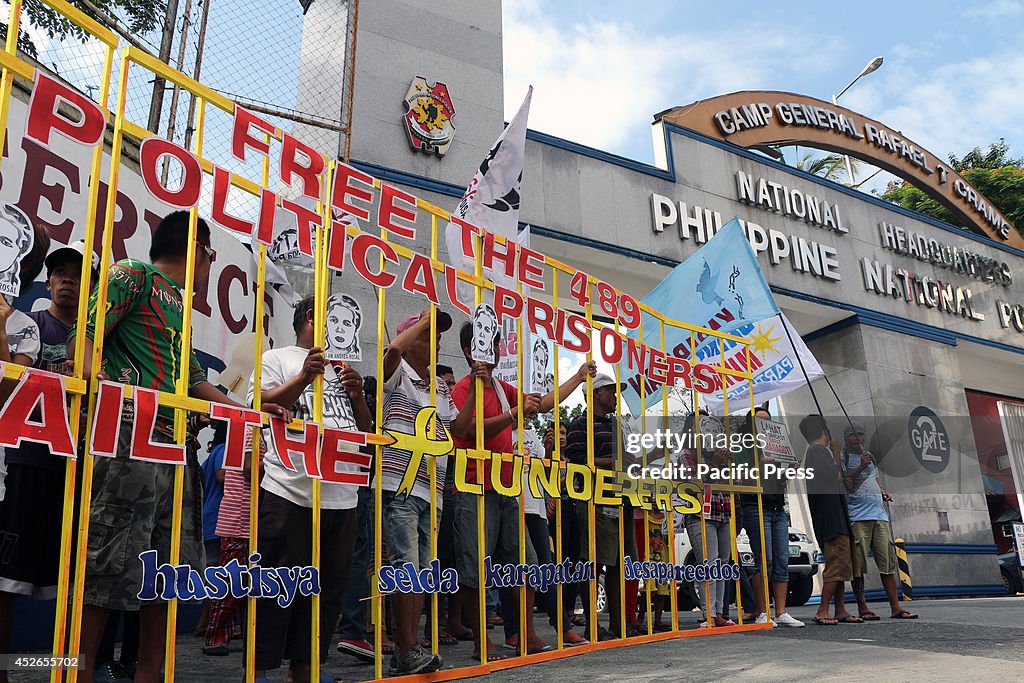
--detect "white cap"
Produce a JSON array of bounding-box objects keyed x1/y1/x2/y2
[
  {"x1": 592, "y1": 373, "x2": 625, "y2": 391},
  {"x1": 45, "y1": 240, "x2": 100, "y2": 276}
]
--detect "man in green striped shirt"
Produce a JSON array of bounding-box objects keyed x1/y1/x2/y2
[{"x1": 73, "y1": 211, "x2": 284, "y2": 683}]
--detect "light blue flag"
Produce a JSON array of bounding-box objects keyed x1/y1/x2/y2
[{"x1": 620, "y1": 218, "x2": 780, "y2": 415}]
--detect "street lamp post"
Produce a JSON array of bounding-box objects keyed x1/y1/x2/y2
[{"x1": 833, "y1": 56, "x2": 883, "y2": 186}]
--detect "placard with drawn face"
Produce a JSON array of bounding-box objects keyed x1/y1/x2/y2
[
  {"x1": 530, "y1": 335, "x2": 554, "y2": 395},
  {"x1": 324, "y1": 293, "x2": 362, "y2": 362},
  {"x1": 0, "y1": 203, "x2": 34, "y2": 299},
  {"x1": 471, "y1": 302, "x2": 498, "y2": 364}
]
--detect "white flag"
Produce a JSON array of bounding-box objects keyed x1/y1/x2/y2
[
  {"x1": 445, "y1": 86, "x2": 533, "y2": 293},
  {"x1": 702, "y1": 313, "x2": 824, "y2": 413}
]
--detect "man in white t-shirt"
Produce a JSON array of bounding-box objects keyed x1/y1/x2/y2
[{"x1": 247, "y1": 294, "x2": 373, "y2": 683}]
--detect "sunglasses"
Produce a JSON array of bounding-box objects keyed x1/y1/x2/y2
[{"x1": 198, "y1": 243, "x2": 217, "y2": 263}]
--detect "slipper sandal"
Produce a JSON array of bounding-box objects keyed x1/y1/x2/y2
[
  {"x1": 527, "y1": 643, "x2": 555, "y2": 654},
  {"x1": 837, "y1": 616, "x2": 864, "y2": 623},
  {"x1": 437, "y1": 632, "x2": 459, "y2": 645},
  {"x1": 473, "y1": 651, "x2": 510, "y2": 662},
  {"x1": 891, "y1": 610, "x2": 918, "y2": 619},
  {"x1": 380, "y1": 641, "x2": 396, "y2": 655},
  {"x1": 452, "y1": 629, "x2": 475, "y2": 641},
  {"x1": 812, "y1": 617, "x2": 838, "y2": 625},
  {"x1": 859, "y1": 612, "x2": 881, "y2": 621}
]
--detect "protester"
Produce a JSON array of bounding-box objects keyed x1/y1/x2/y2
[
  {"x1": 840, "y1": 422, "x2": 917, "y2": 621},
  {"x1": 436, "y1": 364, "x2": 456, "y2": 390},
  {"x1": 634, "y1": 509, "x2": 671, "y2": 632},
  {"x1": 73, "y1": 212, "x2": 286, "y2": 683},
  {"x1": 204, "y1": 426, "x2": 261, "y2": 656},
  {"x1": 379, "y1": 311, "x2": 457, "y2": 675},
  {"x1": 799, "y1": 414, "x2": 863, "y2": 626},
  {"x1": 678, "y1": 413, "x2": 735, "y2": 628},
  {"x1": 739, "y1": 408, "x2": 804, "y2": 628},
  {"x1": 548, "y1": 422, "x2": 585, "y2": 628},
  {"x1": 0, "y1": 224, "x2": 55, "y2": 683},
  {"x1": 565, "y1": 373, "x2": 637, "y2": 641},
  {"x1": 451, "y1": 321, "x2": 595, "y2": 657},
  {"x1": 196, "y1": 422, "x2": 227, "y2": 639},
  {"x1": 248, "y1": 294, "x2": 372, "y2": 682},
  {"x1": 500, "y1": 424, "x2": 588, "y2": 647},
  {"x1": 335, "y1": 485, "x2": 378, "y2": 662}
]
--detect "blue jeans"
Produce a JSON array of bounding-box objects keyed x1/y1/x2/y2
[
  {"x1": 743, "y1": 505, "x2": 790, "y2": 583},
  {"x1": 382, "y1": 491, "x2": 432, "y2": 569},
  {"x1": 337, "y1": 487, "x2": 372, "y2": 640}
]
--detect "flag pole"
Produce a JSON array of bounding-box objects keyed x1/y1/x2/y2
[
  {"x1": 777, "y1": 313, "x2": 828, "y2": 419},
  {"x1": 779, "y1": 312, "x2": 854, "y2": 431}
]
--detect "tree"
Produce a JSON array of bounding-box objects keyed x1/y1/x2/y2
[
  {"x1": 1, "y1": 0, "x2": 165, "y2": 58},
  {"x1": 786, "y1": 148, "x2": 862, "y2": 185},
  {"x1": 881, "y1": 138, "x2": 1024, "y2": 237},
  {"x1": 527, "y1": 403, "x2": 585, "y2": 434}
]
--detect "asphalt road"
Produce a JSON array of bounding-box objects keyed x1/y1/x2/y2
[
  {"x1": 10, "y1": 596, "x2": 1023, "y2": 681},
  {"x1": 486, "y1": 597, "x2": 1024, "y2": 683}
]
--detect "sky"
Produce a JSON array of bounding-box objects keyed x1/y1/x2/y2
[
  {"x1": 28, "y1": 0, "x2": 1024, "y2": 194},
  {"x1": 501, "y1": 0, "x2": 1024, "y2": 190}
]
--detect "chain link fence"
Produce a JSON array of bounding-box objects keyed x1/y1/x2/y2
[{"x1": 6, "y1": 0, "x2": 354, "y2": 171}]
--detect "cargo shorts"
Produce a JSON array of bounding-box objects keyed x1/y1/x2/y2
[{"x1": 84, "y1": 421, "x2": 204, "y2": 611}]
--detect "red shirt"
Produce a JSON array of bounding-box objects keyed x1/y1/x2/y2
[{"x1": 451, "y1": 376, "x2": 518, "y2": 491}]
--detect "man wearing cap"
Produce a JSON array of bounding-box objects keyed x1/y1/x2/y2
[
  {"x1": 840, "y1": 422, "x2": 917, "y2": 621},
  {"x1": 450, "y1": 321, "x2": 595, "y2": 659},
  {"x1": 378, "y1": 310, "x2": 458, "y2": 675},
  {"x1": 564, "y1": 372, "x2": 637, "y2": 641}
]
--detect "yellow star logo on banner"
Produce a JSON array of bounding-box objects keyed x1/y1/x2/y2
[{"x1": 749, "y1": 320, "x2": 782, "y2": 361}]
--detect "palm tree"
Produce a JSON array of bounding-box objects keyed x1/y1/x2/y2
[{"x1": 792, "y1": 149, "x2": 863, "y2": 184}]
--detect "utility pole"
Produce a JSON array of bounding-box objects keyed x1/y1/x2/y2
[{"x1": 147, "y1": 0, "x2": 181, "y2": 134}]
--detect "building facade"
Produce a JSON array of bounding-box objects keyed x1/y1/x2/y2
[{"x1": 294, "y1": 0, "x2": 1024, "y2": 594}]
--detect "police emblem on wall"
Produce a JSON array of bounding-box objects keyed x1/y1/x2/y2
[{"x1": 403, "y1": 76, "x2": 456, "y2": 156}]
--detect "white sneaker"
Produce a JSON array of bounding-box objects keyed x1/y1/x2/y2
[
  {"x1": 774, "y1": 612, "x2": 805, "y2": 628},
  {"x1": 754, "y1": 612, "x2": 776, "y2": 627}
]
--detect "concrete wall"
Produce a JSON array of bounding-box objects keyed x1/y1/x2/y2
[
  {"x1": 780, "y1": 324, "x2": 1001, "y2": 589},
  {"x1": 288, "y1": 0, "x2": 1017, "y2": 589}
]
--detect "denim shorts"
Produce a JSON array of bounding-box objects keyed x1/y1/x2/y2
[
  {"x1": 454, "y1": 490, "x2": 537, "y2": 589},
  {"x1": 381, "y1": 491, "x2": 433, "y2": 570},
  {"x1": 742, "y1": 505, "x2": 790, "y2": 583}
]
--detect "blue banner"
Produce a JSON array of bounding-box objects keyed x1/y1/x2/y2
[{"x1": 620, "y1": 218, "x2": 780, "y2": 414}]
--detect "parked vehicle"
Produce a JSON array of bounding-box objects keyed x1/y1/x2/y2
[
  {"x1": 672, "y1": 521, "x2": 821, "y2": 608},
  {"x1": 998, "y1": 552, "x2": 1023, "y2": 595}
]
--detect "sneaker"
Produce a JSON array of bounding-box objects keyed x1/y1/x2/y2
[
  {"x1": 774, "y1": 612, "x2": 805, "y2": 628},
  {"x1": 389, "y1": 644, "x2": 442, "y2": 675},
  {"x1": 93, "y1": 661, "x2": 132, "y2": 683},
  {"x1": 336, "y1": 637, "x2": 375, "y2": 663},
  {"x1": 596, "y1": 627, "x2": 616, "y2": 642},
  {"x1": 754, "y1": 613, "x2": 776, "y2": 627},
  {"x1": 563, "y1": 629, "x2": 589, "y2": 646}
]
